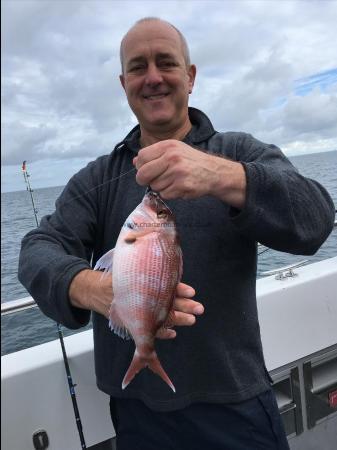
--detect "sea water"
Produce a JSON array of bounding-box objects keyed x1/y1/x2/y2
[{"x1": 1, "y1": 151, "x2": 336, "y2": 355}]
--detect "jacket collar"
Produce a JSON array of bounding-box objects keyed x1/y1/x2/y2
[{"x1": 117, "y1": 107, "x2": 216, "y2": 154}]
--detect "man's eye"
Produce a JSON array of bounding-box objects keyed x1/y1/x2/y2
[
  {"x1": 129, "y1": 65, "x2": 145, "y2": 72},
  {"x1": 160, "y1": 61, "x2": 177, "y2": 68}
]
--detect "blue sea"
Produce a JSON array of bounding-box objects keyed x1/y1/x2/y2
[{"x1": 1, "y1": 151, "x2": 337, "y2": 355}]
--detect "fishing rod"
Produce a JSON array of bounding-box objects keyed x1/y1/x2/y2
[
  {"x1": 21, "y1": 161, "x2": 87, "y2": 450},
  {"x1": 22, "y1": 161, "x2": 39, "y2": 227}
]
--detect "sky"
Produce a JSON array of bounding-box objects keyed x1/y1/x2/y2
[{"x1": 2, "y1": 0, "x2": 337, "y2": 192}]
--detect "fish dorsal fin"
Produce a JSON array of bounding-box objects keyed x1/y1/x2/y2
[
  {"x1": 109, "y1": 302, "x2": 132, "y2": 341},
  {"x1": 93, "y1": 248, "x2": 114, "y2": 274}
]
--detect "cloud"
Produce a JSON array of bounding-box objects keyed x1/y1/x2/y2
[
  {"x1": 199, "y1": 45, "x2": 294, "y2": 132},
  {"x1": 2, "y1": 0, "x2": 337, "y2": 192},
  {"x1": 282, "y1": 89, "x2": 337, "y2": 137},
  {"x1": 1, "y1": 122, "x2": 57, "y2": 165}
]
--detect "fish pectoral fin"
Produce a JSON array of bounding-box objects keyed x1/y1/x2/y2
[
  {"x1": 124, "y1": 231, "x2": 137, "y2": 244},
  {"x1": 124, "y1": 227, "x2": 156, "y2": 244},
  {"x1": 109, "y1": 303, "x2": 132, "y2": 340},
  {"x1": 163, "y1": 309, "x2": 175, "y2": 328},
  {"x1": 93, "y1": 248, "x2": 114, "y2": 274}
]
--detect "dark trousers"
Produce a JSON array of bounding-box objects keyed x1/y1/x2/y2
[{"x1": 110, "y1": 389, "x2": 290, "y2": 450}]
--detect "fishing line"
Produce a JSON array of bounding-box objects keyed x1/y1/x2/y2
[
  {"x1": 61, "y1": 166, "x2": 137, "y2": 206},
  {"x1": 258, "y1": 246, "x2": 271, "y2": 256}
]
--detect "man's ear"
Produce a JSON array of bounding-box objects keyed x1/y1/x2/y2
[
  {"x1": 119, "y1": 74, "x2": 125, "y2": 90},
  {"x1": 188, "y1": 64, "x2": 197, "y2": 94}
]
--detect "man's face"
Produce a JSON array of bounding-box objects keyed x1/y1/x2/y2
[{"x1": 120, "y1": 22, "x2": 196, "y2": 134}]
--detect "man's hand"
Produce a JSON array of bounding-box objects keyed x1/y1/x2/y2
[
  {"x1": 134, "y1": 140, "x2": 213, "y2": 199},
  {"x1": 134, "y1": 139, "x2": 246, "y2": 209},
  {"x1": 69, "y1": 269, "x2": 113, "y2": 318},
  {"x1": 69, "y1": 270, "x2": 204, "y2": 339},
  {"x1": 156, "y1": 282, "x2": 204, "y2": 340}
]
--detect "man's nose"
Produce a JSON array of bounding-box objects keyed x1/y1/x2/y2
[{"x1": 145, "y1": 64, "x2": 163, "y2": 86}]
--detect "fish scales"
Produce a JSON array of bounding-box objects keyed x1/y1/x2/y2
[
  {"x1": 115, "y1": 238, "x2": 172, "y2": 317},
  {"x1": 116, "y1": 236, "x2": 176, "y2": 327}
]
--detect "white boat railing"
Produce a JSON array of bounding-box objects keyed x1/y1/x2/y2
[
  {"x1": 2, "y1": 219, "x2": 336, "y2": 316},
  {"x1": 1, "y1": 296, "x2": 37, "y2": 315}
]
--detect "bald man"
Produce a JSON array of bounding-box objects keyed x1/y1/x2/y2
[{"x1": 19, "y1": 17, "x2": 335, "y2": 450}]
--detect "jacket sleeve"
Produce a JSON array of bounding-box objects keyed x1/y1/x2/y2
[
  {"x1": 229, "y1": 134, "x2": 335, "y2": 254},
  {"x1": 18, "y1": 162, "x2": 101, "y2": 329}
]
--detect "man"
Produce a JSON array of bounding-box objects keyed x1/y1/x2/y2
[{"x1": 19, "y1": 17, "x2": 335, "y2": 450}]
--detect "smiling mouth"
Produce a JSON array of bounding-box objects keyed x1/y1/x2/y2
[{"x1": 143, "y1": 93, "x2": 169, "y2": 100}]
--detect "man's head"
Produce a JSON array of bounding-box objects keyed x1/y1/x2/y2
[
  {"x1": 120, "y1": 18, "x2": 191, "y2": 72},
  {"x1": 119, "y1": 18, "x2": 196, "y2": 137}
]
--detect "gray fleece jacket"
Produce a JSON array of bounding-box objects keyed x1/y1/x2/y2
[{"x1": 18, "y1": 108, "x2": 335, "y2": 411}]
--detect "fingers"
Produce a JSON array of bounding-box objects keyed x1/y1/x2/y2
[
  {"x1": 133, "y1": 140, "x2": 190, "y2": 192},
  {"x1": 156, "y1": 328, "x2": 177, "y2": 340},
  {"x1": 169, "y1": 298, "x2": 204, "y2": 328},
  {"x1": 155, "y1": 311, "x2": 195, "y2": 340},
  {"x1": 173, "y1": 310, "x2": 196, "y2": 326},
  {"x1": 174, "y1": 297, "x2": 204, "y2": 315},
  {"x1": 135, "y1": 157, "x2": 169, "y2": 187},
  {"x1": 134, "y1": 142, "x2": 167, "y2": 168},
  {"x1": 176, "y1": 282, "x2": 195, "y2": 298},
  {"x1": 156, "y1": 310, "x2": 202, "y2": 340},
  {"x1": 156, "y1": 297, "x2": 205, "y2": 340}
]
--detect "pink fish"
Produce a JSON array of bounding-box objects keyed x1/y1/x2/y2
[{"x1": 94, "y1": 191, "x2": 182, "y2": 392}]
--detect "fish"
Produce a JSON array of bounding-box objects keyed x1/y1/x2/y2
[{"x1": 94, "y1": 190, "x2": 183, "y2": 392}]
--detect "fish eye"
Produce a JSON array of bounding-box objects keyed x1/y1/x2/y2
[{"x1": 157, "y1": 210, "x2": 168, "y2": 219}]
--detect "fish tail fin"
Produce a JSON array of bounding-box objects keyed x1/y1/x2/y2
[
  {"x1": 121, "y1": 350, "x2": 145, "y2": 390},
  {"x1": 122, "y1": 350, "x2": 176, "y2": 393},
  {"x1": 148, "y1": 353, "x2": 176, "y2": 393}
]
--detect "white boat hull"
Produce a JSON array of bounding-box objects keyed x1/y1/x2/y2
[{"x1": 2, "y1": 257, "x2": 337, "y2": 449}]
